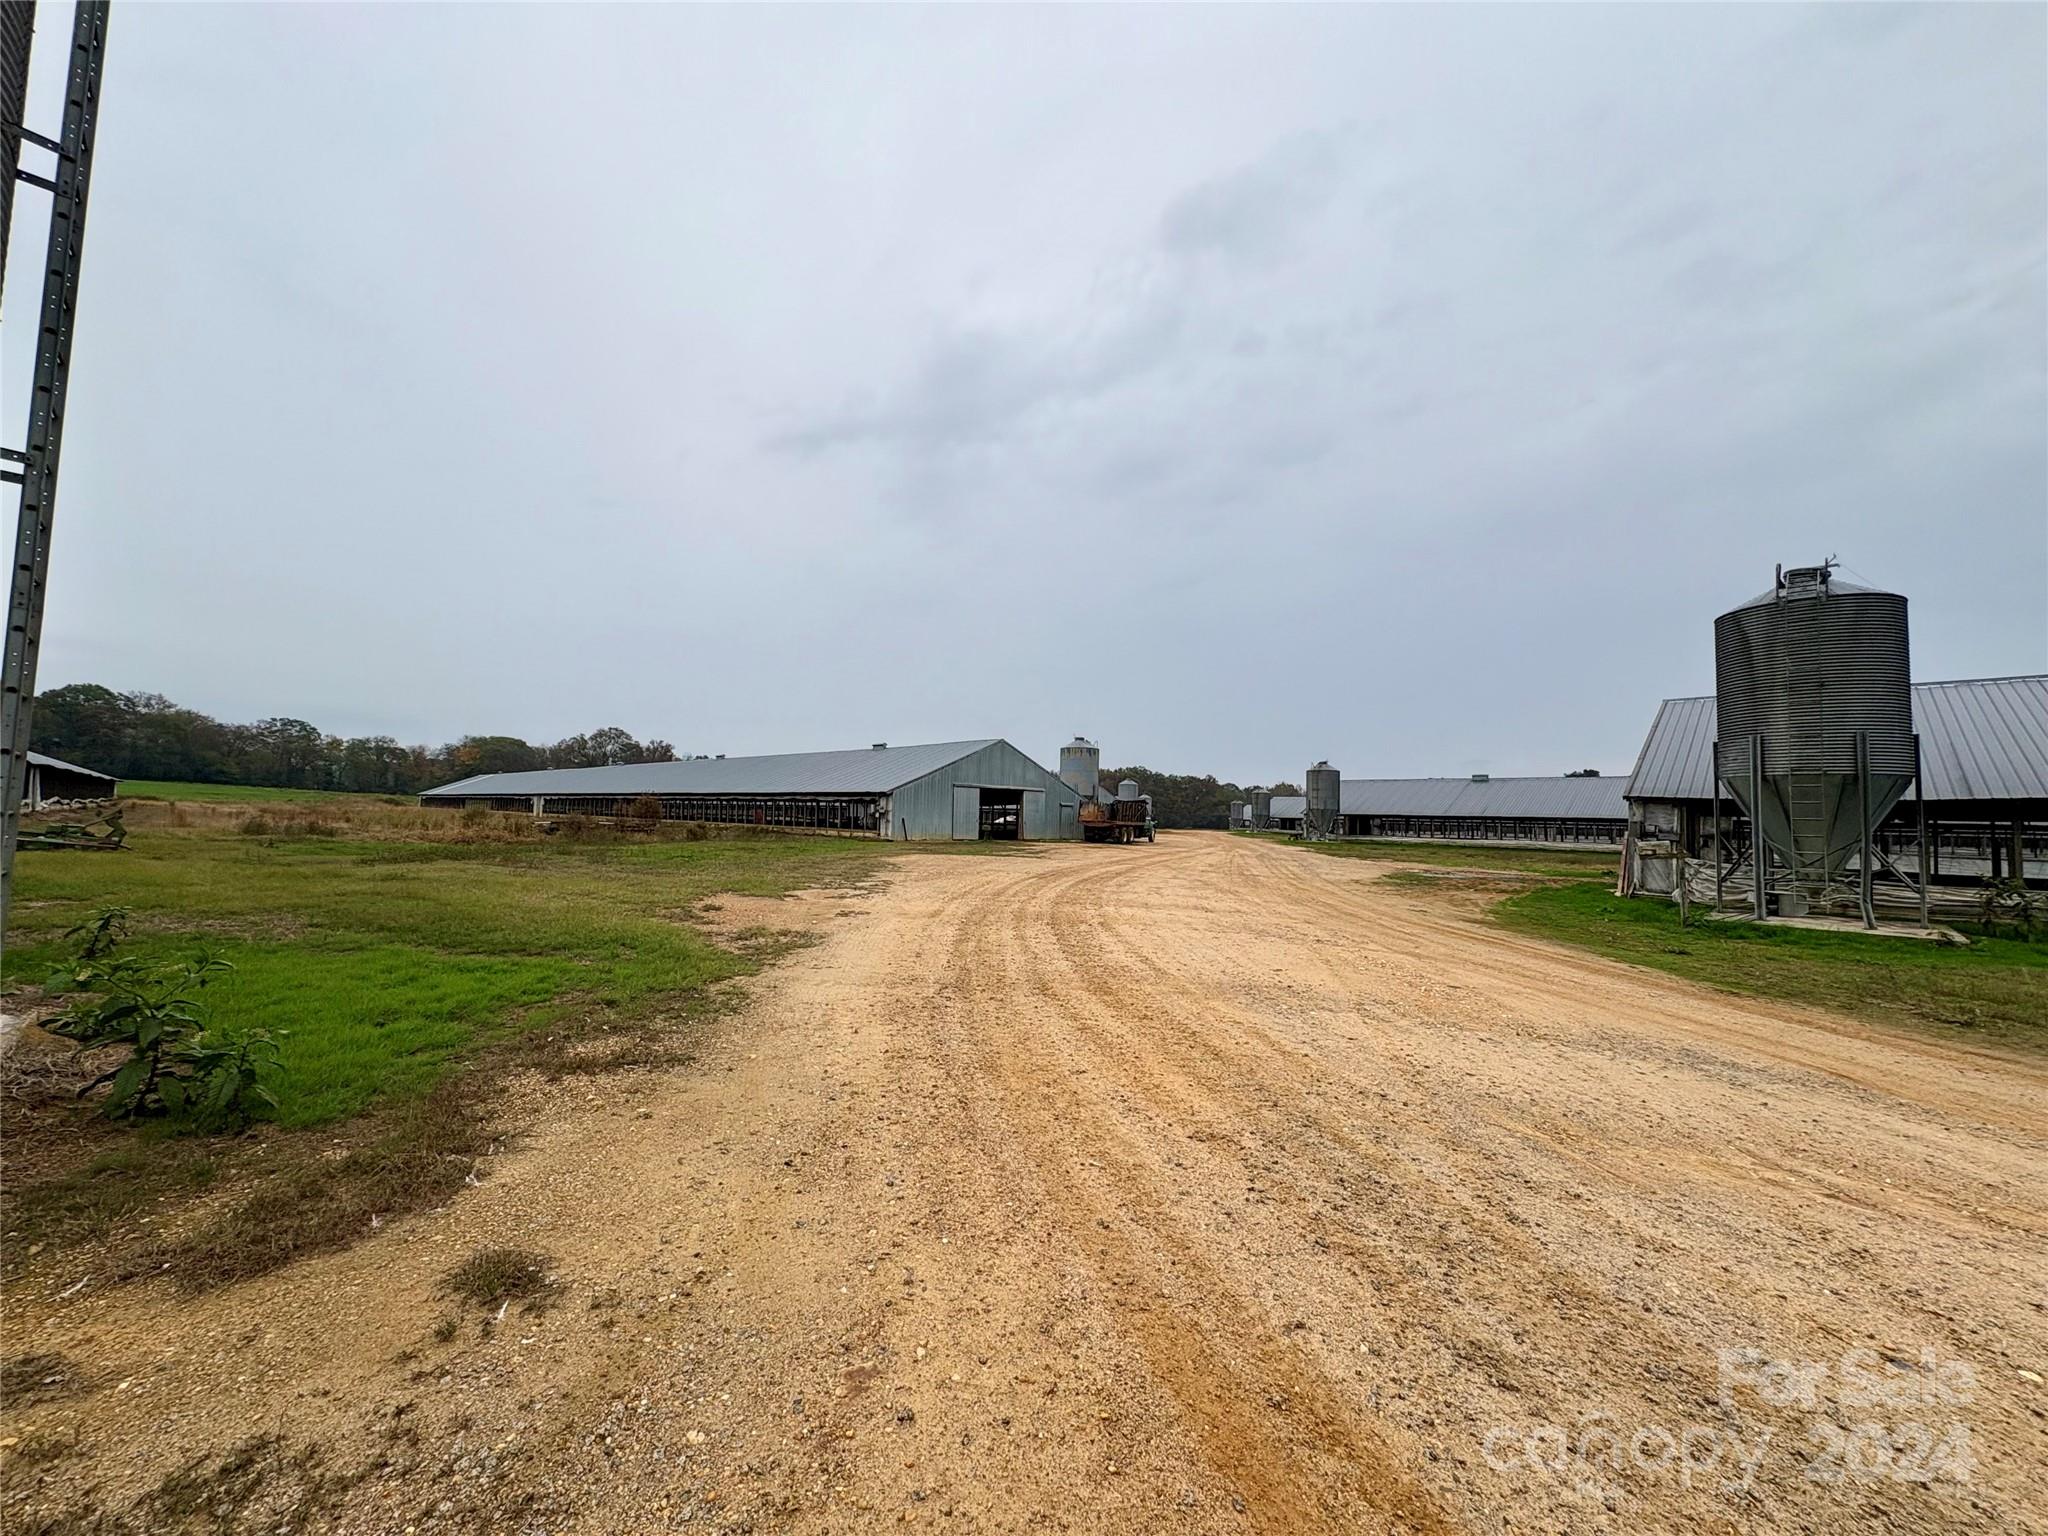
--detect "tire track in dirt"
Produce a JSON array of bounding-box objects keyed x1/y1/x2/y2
[
  {"x1": 900, "y1": 835, "x2": 2047, "y2": 1532},
  {"x1": 8, "y1": 832, "x2": 2044, "y2": 1536},
  {"x1": 951, "y1": 844, "x2": 1455, "y2": 1534}
]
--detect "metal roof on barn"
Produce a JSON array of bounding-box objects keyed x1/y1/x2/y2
[
  {"x1": 422, "y1": 739, "x2": 1002, "y2": 800},
  {"x1": 1623, "y1": 676, "x2": 2048, "y2": 804},
  {"x1": 1621, "y1": 697, "x2": 1720, "y2": 803}
]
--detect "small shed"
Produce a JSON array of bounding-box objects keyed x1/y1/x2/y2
[{"x1": 25, "y1": 750, "x2": 118, "y2": 809}]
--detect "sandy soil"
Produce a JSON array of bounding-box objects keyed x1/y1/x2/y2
[{"x1": 4, "y1": 832, "x2": 2044, "y2": 1534}]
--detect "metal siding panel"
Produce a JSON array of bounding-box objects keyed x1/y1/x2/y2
[
  {"x1": 882, "y1": 765, "x2": 952, "y2": 840},
  {"x1": 951, "y1": 785, "x2": 979, "y2": 840},
  {"x1": 947, "y1": 740, "x2": 1085, "y2": 840},
  {"x1": 867, "y1": 740, "x2": 1084, "y2": 841},
  {"x1": 1714, "y1": 585, "x2": 1915, "y2": 779}
]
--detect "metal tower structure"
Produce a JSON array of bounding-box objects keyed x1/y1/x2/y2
[{"x1": 2, "y1": 1, "x2": 112, "y2": 934}]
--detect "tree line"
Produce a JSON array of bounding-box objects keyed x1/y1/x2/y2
[
  {"x1": 1102, "y1": 766, "x2": 1300, "y2": 830},
  {"x1": 30, "y1": 684, "x2": 675, "y2": 796},
  {"x1": 31, "y1": 685, "x2": 1314, "y2": 820}
]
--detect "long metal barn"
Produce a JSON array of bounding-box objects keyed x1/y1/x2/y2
[
  {"x1": 420, "y1": 739, "x2": 1086, "y2": 842},
  {"x1": 1256, "y1": 776, "x2": 1630, "y2": 845}
]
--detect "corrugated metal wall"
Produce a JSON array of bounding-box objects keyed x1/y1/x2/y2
[{"x1": 886, "y1": 741, "x2": 1082, "y2": 841}]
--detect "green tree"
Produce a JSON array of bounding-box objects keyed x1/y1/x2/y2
[
  {"x1": 250, "y1": 718, "x2": 326, "y2": 788},
  {"x1": 28, "y1": 683, "x2": 667, "y2": 796},
  {"x1": 335, "y1": 735, "x2": 417, "y2": 793},
  {"x1": 1101, "y1": 767, "x2": 1252, "y2": 830},
  {"x1": 28, "y1": 683, "x2": 129, "y2": 773},
  {"x1": 450, "y1": 735, "x2": 544, "y2": 777}
]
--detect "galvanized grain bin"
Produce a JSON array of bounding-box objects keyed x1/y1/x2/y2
[
  {"x1": 1059, "y1": 737, "x2": 1101, "y2": 803},
  {"x1": 1305, "y1": 761, "x2": 1342, "y2": 839},
  {"x1": 1712, "y1": 563, "x2": 1913, "y2": 908}
]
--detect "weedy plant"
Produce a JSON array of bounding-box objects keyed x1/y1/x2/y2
[
  {"x1": 62, "y1": 904, "x2": 130, "y2": 961},
  {"x1": 45, "y1": 907, "x2": 282, "y2": 1126},
  {"x1": 1975, "y1": 878, "x2": 2043, "y2": 939}
]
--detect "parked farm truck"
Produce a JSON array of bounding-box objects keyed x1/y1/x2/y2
[{"x1": 1059, "y1": 738, "x2": 1156, "y2": 844}]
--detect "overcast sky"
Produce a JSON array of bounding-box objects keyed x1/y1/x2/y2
[{"x1": 5, "y1": 3, "x2": 2043, "y2": 784}]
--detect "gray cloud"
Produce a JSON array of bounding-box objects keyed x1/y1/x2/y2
[
  {"x1": 2, "y1": 2, "x2": 2040, "y2": 783},
  {"x1": 1157, "y1": 128, "x2": 1351, "y2": 265}
]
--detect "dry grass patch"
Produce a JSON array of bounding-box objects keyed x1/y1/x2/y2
[
  {"x1": 1, "y1": 1351, "x2": 86, "y2": 1407},
  {"x1": 443, "y1": 1246, "x2": 556, "y2": 1311},
  {"x1": 15, "y1": 1433, "x2": 356, "y2": 1536},
  {"x1": 166, "y1": 1076, "x2": 492, "y2": 1292}
]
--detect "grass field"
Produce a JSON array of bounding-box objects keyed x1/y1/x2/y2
[
  {"x1": 2, "y1": 788, "x2": 935, "y2": 1284},
  {"x1": 116, "y1": 779, "x2": 403, "y2": 806},
  {"x1": 6, "y1": 800, "x2": 907, "y2": 1127},
  {"x1": 1251, "y1": 830, "x2": 1622, "y2": 879},
  {"x1": 1494, "y1": 880, "x2": 2048, "y2": 1045}
]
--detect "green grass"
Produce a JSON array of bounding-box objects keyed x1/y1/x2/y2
[
  {"x1": 118, "y1": 779, "x2": 395, "y2": 806},
  {"x1": 1260, "y1": 826, "x2": 2048, "y2": 1046},
  {"x1": 5, "y1": 818, "x2": 904, "y2": 1128},
  {"x1": 1494, "y1": 881, "x2": 2048, "y2": 1044},
  {"x1": 443, "y1": 1246, "x2": 555, "y2": 1310},
  {"x1": 4, "y1": 799, "x2": 942, "y2": 1286},
  {"x1": 1249, "y1": 830, "x2": 1622, "y2": 880}
]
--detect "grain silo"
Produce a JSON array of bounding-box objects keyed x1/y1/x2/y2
[
  {"x1": 1712, "y1": 562, "x2": 1915, "y2": 925},
  {"x1": 1229, "y1": 798, "x2": 1246, "y2": 830},
  {"x1": 1060, "y1": 737, "x2": 1101, "y2": 802},
  {"x1": 1250, "y1": 787, "x2": 1272, "y2": 830},
  {"x1": 1304, "y1": 761, "x2": 1342, "y2": 840}
]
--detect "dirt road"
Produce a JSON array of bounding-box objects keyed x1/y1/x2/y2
[{"x1": 6, "y1": 833, "x2": 2045, "y2": 1534}]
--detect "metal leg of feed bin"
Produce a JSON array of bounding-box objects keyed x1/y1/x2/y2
[
  {"x1": 1914, "y1": 735, "x2": 1929, "y2": 929},
  {"x1": 1751, "y1": 736, "x2": 1767, "y2": 921},
  {"x1": 1855, "y1": 730, "x2": 1874, "y2": 929},
  {"x1": 1711, "y1": 740, "x2": 1724, "y2": 908}
]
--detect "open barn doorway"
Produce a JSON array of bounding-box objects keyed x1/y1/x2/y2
[{"x1": 978, "y1": 788, "x2": 1022, "y2": 840}]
